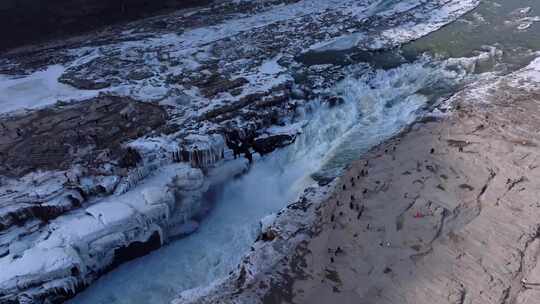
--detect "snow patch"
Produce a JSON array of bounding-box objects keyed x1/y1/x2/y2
[{"x1": 0, "y1": 65, "x2": 100, "y2": 115}]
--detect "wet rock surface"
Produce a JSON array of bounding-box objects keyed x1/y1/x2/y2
[{"x1": 252, "y1": 134, "x2": 296, "y2": 156}]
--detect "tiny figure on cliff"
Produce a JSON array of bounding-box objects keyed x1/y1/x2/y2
[{"x1": 357, "y1": 205, "x2": 364, "y2": 219}]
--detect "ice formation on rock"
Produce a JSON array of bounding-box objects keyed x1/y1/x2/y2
[{"x1": 0, "y1": 164, "x2": 208, "y2": 303}]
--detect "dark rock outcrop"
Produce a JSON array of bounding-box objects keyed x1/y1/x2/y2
[
  {"x1": 110, "y1": 231, "x2": 162, "y2": 270},
  {"x1": 252, "y1": 134, "x2": 296, "y2": 156},
  {"x1": 119, "y1": 147, "x2": 143, "y2": 169}
]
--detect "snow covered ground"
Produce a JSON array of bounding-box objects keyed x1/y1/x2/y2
[{"x1": 0, "y1": 65, "x2": 100, "y2": 114}]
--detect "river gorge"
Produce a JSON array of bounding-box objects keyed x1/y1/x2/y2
[{"x1": 1, "y1": 1, "x2": 540, "y2": 303}]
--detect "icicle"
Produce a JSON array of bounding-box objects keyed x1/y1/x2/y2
[
  {"x1": 114, "y1": 163, "x2": 157, "y2": 194},
  {"x1": 176, "y1": 134, "x2": 226, "y2": 168}
]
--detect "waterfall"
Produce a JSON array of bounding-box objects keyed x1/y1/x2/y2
[{"x1": 68, "y1": 55, "x2": 474, "y2": 304}]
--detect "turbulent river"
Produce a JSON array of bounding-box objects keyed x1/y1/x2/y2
[{"x1": 68, "y1": 0, "x2": 540, "y2": 303}]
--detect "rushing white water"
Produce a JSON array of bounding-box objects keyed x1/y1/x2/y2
[
  {"x1": 319, "y1": 55, "x2": 470, "y2": 177},
  {"x1": 68, "y1": 56, "x2": 471, "y2": 304}
]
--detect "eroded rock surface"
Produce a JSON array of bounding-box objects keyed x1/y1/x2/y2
[{"x1": 0, "y1": 96, "x2": 167, "y2": 177}]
